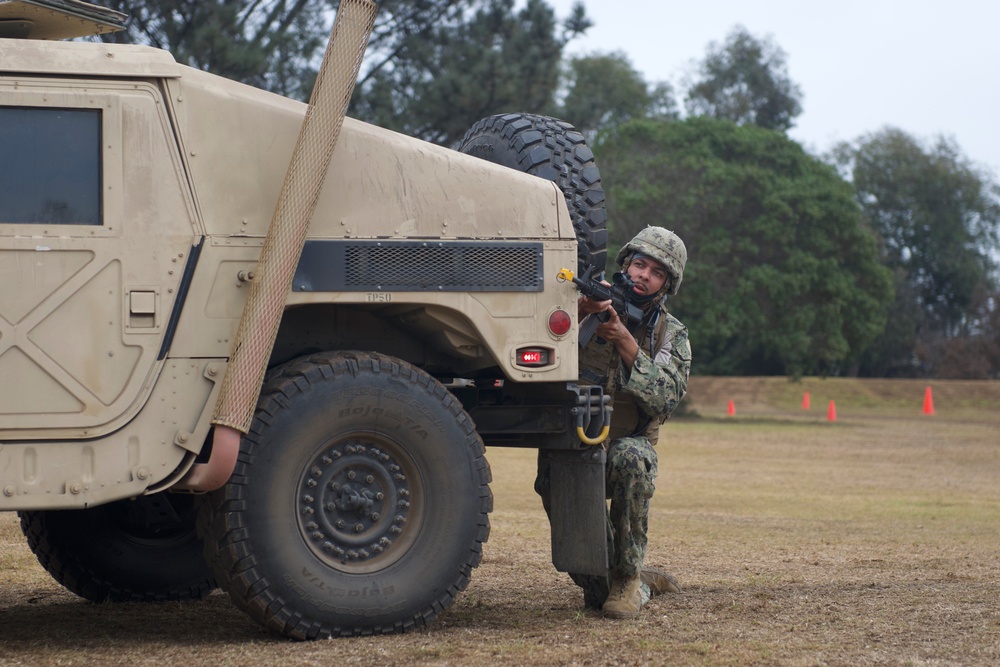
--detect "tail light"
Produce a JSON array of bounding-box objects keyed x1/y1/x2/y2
[
  {"x1": 516, "y1": 347, "x2": 551, "y2": 367},
  {"x1": 548, "y1": 308, "x2": 571, "y2": 336}
]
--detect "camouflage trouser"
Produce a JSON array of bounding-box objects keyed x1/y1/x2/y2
[{"x1": 535, "y1": 436, "x2": 659, "y2": 609}]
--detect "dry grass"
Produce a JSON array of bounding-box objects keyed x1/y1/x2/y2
[{"x1": 2, "y1": 377, "x2": 999, "y2": 666}]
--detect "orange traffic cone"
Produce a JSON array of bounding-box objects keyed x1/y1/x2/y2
[
  {"x1": 802, "y1": 391, "x2": 811, "y2": 410},
  {"x1": 727, "y1": 399, "x2": 735, "y2": 416},
  {"x1": 923, "y1": 386, "x2": 935, "y2": 415},
  {"x1": 827, "y1": 400, "x2": 837, "y2": 422}
]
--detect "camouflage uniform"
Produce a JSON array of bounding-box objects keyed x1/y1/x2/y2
[{"x1": 535, "y1": 298, "x2": 691, "y2": 609}]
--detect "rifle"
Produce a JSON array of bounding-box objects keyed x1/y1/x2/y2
[{"x1": 557, "y1": 266, "x2": 644, "y2": 347}]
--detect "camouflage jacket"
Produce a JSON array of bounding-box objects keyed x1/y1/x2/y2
[{"x1": 579, "y1": 306, "x2": 691, "y2": 446}]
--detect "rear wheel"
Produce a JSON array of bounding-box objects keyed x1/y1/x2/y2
[
  {"x1": 459, "y1": 112, "x2": 608, "y2": 275},
  {"x1": 18, "y1": 494, "x2": 216, "y2": 602},
  {"x1": 199, "y1": 351, "x2": 492, "y2": 639}
]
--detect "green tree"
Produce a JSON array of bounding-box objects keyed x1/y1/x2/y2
[
  {"x1": 352, "y1": 0, "x2": 590, "y2": 145},
  {"x1": 685, "y1": 25, "x2": 802, "y2": 132},
  {"x1": 558, "y1": 51, "x2": 677, "y2": 140},
  {"x1": 596, "y1": 117, "x2": 893, "y2": 377},
  {"x1": 833, "y1": 128, "x2": 1000, "y2": 377}
]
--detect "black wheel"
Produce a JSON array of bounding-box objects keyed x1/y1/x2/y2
[
  {"x1": 199, "y1": 351, "x2": 492, "y2": 639},
  {"x1": 18, "y1": 494, "x2": 216, "y2": 602},
  {"x1": 459, "y1": 112, "x2": 608, "y2": 275}
]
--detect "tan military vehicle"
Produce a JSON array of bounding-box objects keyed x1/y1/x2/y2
[{"x1": 0, "y1": 0, "x2": 612, "y2": 639}]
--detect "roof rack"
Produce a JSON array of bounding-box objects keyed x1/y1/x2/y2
[{"x1": 0, "y1": 0, "x2": 128, "y2": 40}]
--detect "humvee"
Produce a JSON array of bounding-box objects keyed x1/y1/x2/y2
[{"x1": 0, "y1": 0, "x2": 612, "y2": 639}]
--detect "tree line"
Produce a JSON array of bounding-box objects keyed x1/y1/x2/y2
[{"x1": 98, "y1": 0, "x2": 1000, "y2": 379}]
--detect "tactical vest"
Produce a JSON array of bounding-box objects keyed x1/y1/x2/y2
[{"x1": 578, "y1": 306, "x2": 671, "y2": 447}]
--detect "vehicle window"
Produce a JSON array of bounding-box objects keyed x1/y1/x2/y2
[{"x1": 0, "y1": 107, "x2": 102, "y2": 225}]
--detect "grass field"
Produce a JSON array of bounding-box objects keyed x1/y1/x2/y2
[{"x1": 2, "y1": 377, "x2": 998, "y2": 666}]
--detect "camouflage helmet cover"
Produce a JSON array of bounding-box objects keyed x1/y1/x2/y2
[{"x1": 615, "y1": 226, "x2": 687, "y2": 295}]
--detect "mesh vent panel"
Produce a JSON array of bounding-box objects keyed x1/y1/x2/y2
[{"x1": 295, "y1": 241, "x2": 544, "y2": 292}]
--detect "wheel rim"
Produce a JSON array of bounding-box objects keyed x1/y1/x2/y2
[{"x1": 295, "y1": 432, "x2": 424, "y2": 574}]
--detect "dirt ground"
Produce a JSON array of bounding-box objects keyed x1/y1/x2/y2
[{"x1": 1, "y1": 377, "x2": 998, "y2": 666}]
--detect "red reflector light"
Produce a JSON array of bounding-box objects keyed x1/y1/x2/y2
[
  {"x1": 517, "y1": 348, "x2": 551, "y2": 367},
  {"x1": 548, "y1": 309, "x2": 572, "y2": 336}
]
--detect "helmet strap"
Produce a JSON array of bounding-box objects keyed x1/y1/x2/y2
[{"x1": 624, "y1": 288, "x2": 657, "y2": 306}]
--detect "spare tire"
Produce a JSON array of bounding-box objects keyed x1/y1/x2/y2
[{"x1": 458, "y1": 113, "x2": 608, "y2": 275}]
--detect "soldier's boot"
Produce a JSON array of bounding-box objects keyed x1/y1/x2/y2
[
  {"x1": 640, "y1": 567, "x2": 682, "y2": 596},
  {"x1": 601, "y1": 575, "x2": 643, "y2": 619}
]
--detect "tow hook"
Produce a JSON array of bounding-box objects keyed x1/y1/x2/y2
[{"x1": 567, "y1": 383, "x2": 612, "y2": 446}]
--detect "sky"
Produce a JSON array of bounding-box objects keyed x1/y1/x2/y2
[{"x1": 538, "y1": 0, "x2": 1000, "y2": 177}]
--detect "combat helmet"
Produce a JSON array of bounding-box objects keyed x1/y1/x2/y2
[{"x1": 615, "y1": 226, "x2": 687, "y2": 296}]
